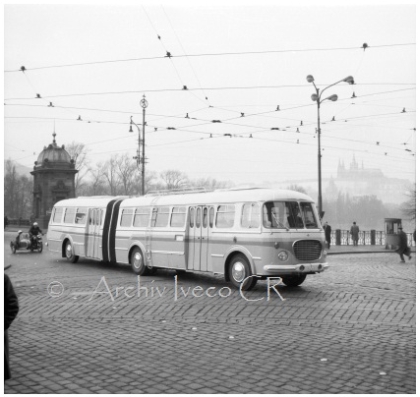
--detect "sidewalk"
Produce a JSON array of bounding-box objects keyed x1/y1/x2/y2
[{"x1": 328, "y1": 245, "x2": 416, "y2": 255}]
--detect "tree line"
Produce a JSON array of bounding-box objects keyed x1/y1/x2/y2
[
  {"x1": 4, "y1": 159, "x2": 33, "y2": 219},
  {"x1": 4, "y1": 141, "x2": 415, "y2": 230}
]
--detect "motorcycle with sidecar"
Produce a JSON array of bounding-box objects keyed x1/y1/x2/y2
[{"x1": 10, "y1": 232, "x2": 43, "y2": 254}]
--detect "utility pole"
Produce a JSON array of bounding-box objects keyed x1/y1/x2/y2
[
  {"x1": 306, "y1": 75, "x2": 354, "y2": 220},
  {"x1": 129, "y1": 95, "x2": 148, "y2": 195},
  {"x1": 140, "y1": 95, "x2": 148, "y2": 196}
]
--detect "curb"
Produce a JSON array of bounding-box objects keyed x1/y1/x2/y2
[{"x1": 328, "y1": 250, "x2": 416, "y2": 256}]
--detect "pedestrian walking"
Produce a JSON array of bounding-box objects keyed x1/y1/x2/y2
[
  {"x1": 395, "y1": 227, "x2": 412, "y2": 263},
  {"x1": 323, "y1": 222, "x2": 332, "y2": 249},
  {"x1": 350, "y1": 222, "x2": 360, "y2": 246},
  {"x1": 4, "y1": 274, "x2": 19, "y2": 380}
]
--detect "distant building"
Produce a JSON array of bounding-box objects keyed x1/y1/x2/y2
[
  {"x1": 31, "y1": 133, "x2": 78, "y2": 228},
  {"x1": 280, "y1": 155, "x2": 412, "y2": 205},
  {"x1": 328, "y1": 155, "x2": 411, "y2": 204}
]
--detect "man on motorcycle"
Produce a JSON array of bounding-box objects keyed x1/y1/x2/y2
[{"x1": 28, "y1": 222, "x2": 42, "y2": 249}]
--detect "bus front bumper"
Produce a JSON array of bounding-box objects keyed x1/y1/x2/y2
[{"x1": 262, "y1": 263, "x2": 329, "y2": 274}]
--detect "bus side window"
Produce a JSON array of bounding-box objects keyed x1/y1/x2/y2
[
  {"x1": 63, "y1": 207, "x2": 76, "y2": 224},
  {"x1": 170, "y1": 206, "x2": 187, "y2": 227},
  {"x1": 215, "y1": 205, "x2": 235, "y2": 228},
  {"x1": 209, "y1": 207, "x2": 214, "y2": 228},
  {"x1": 52, "y1": 207, "x2": 64, "y2": 224},
  {"x1": 75, "y1": 207, "x2": 87, "y2": 225},
  {"x1": 241, "y1": 203, "x2": 260, "y2": 228},
  {"x1": 155, "y1": 207, "x2": 170, "y2": 227},
  {"x1": 134, "y1": 207, "x2": 150, "y2": 227},
  {"x1": 120, "y1": 209, "x2": 133, "y2": 227}
]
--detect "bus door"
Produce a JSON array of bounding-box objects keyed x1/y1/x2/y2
[
  {"x1": 187, "y1": 206, "x2": 210, "y2": 271},
  {"x1": 86, "y1": 208, "x2": 101, "y2": 259},
  {"x1": 201, "y1": 207, "x2": 210, "y2": 272}
]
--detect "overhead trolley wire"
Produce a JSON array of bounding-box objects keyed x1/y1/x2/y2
[
  {"x1": 5, "y1": 85, "x2": 415, "y2": 102},
  {"x1": 4, "y1": 42, "x2": 415, "y2": 73}
]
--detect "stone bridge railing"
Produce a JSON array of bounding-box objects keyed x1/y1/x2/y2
[{"x1": 332, "y1": 230, "x2": 416, "y2": 247}]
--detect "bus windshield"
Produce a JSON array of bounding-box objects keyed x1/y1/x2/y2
[{"x1": 263, "y1": 201, "x2": 320, "y2": 229}]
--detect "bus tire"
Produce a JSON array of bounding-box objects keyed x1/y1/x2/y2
[
  {"x1": 282, "y1": 274, "x2": 306, "y2": 287},
  {"x1": 228, "y1": 254, "x2": 257, "y2": 291},
  {"x1": 65, "y1": 241, "x2": 79, "y2": 263},
  {"x1": 130, "y1": 248, "x2": 149, "y2": 276}
]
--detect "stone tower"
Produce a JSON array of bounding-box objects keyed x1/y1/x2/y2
[{"x1": 31, "y1": 133, "x2": 78, "y2": 228}]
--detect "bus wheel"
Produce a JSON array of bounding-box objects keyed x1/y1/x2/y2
[
  {"x1": 282, "y1": 274, "x2": 306, "y2": 287},
  {"x1": 130, "y1": 248, "x2": 149, "y2": 276},
  {"x1": 228, "y1": 254, "x2": 257, "y2": 291},
  {"x1": 65, "y1": 241, "x2": 79, "y2": 263}
]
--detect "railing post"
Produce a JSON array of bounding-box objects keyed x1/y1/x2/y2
[
  {"x1": 371, "y1": 230, "x2": 376, "y2": 245},
  {"x1": 336, "y1": 229, "x2": 341, "y2": 246}
]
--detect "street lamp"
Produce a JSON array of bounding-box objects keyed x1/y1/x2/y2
[
  {"x1": 129, "y1": 95, "x2": 148, "y2": 195},
  {"x1": 307, "y1": 75, "x2": 354, "y2": 220}
]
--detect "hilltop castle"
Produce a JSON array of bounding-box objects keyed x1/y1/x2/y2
[{"x1": 325, "y1": 155, "x2": 411, "y2": 204}]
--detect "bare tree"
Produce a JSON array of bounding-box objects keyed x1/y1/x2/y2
[
  {"x1": 102, "y1": 156, "x2": 122, "y2": 196},
  {"x1": 4, "y1": 159, "x2": 33, "y2": 218},
  {"x1": 160, "y1": 169, "x2": 188, "y2": 190},
  {"x1": 80, "y1": 162, "x2": 108, "y2": 196},
  {"x1": 189, "y1": 176, "x2": 234, "y2": 191},
  {"x1": 115, "y1": 154, "x2": 138, "y2": 195},
  {"x1": 286, "y1": 184, "x2": 307, "y2": 194},
  {"x1": 66, "y1": 141, "x2": 90, "y2": 194},
  {"x1": 401, "y1": 184, "x2": 416, "y2": 221},
  {"x1": 132, "y1": 170, "x2": 161, "y2": 195}
]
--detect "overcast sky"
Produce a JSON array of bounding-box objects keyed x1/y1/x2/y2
[{"x1": 3, "y1": 2, "x2": 416, "y2": 187}]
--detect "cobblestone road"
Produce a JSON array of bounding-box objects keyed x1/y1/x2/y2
[{"x1": 4, "y1": 233, "x2": 416, "y2": 393}]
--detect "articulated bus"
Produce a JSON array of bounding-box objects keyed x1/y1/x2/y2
[{"x1": 47, "y1": 188, "x2": 328, "y2": 290}]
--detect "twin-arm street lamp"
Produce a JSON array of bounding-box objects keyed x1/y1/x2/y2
[
  {"x1": 129, "y1": 95, "x2": 148, "y2": 195},
  {"x1": 306, "y1": 75, "x2": 354, "y2": 220}
]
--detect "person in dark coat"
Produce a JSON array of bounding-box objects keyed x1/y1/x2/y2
[
  {"x1": 4, "y1": 274, "x2": 19, "y2": 380},
  {"x1": 323, "y1": 222, "x2": 332, "y2": 249},
  {"x1": 396, "y1": 227, "x2": 412, "y2": 263},
  {"x1": 350, "y1": 222, "x2": 360, "y2": 246}
]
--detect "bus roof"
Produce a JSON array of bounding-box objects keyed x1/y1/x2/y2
[
  {"x1": 120, "y1": 188, "x2": 315, "y2": 208},
  {"x1": 53, "y1": 196, "x2": 124, "y2": 208},
  {"x1": 52, "y1": 189, "x2": 315, "y2": 209}
]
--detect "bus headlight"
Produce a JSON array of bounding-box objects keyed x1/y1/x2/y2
[
  {"x1": 278, "y1": 251, "x2": 288, "y2": 261},
  {"x1": 323, "y1": 249, "x2": 328, "y2": 256}
]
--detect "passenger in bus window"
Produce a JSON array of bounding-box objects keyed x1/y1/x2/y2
[{"x1": 271, "y1": 207, "x2": 285, "y2": 228}]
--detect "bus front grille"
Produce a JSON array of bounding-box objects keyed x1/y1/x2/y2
[{"x1": 293, "y1": 240, "x2": 322, "y2": 261}]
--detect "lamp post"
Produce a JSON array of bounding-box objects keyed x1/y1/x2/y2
[
  {"x1": 129, "y1": 95, "x2": 148, "y2": 195},
  {"x1": 306, "y1": 75, "x2": 354, "y2": 220}
]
